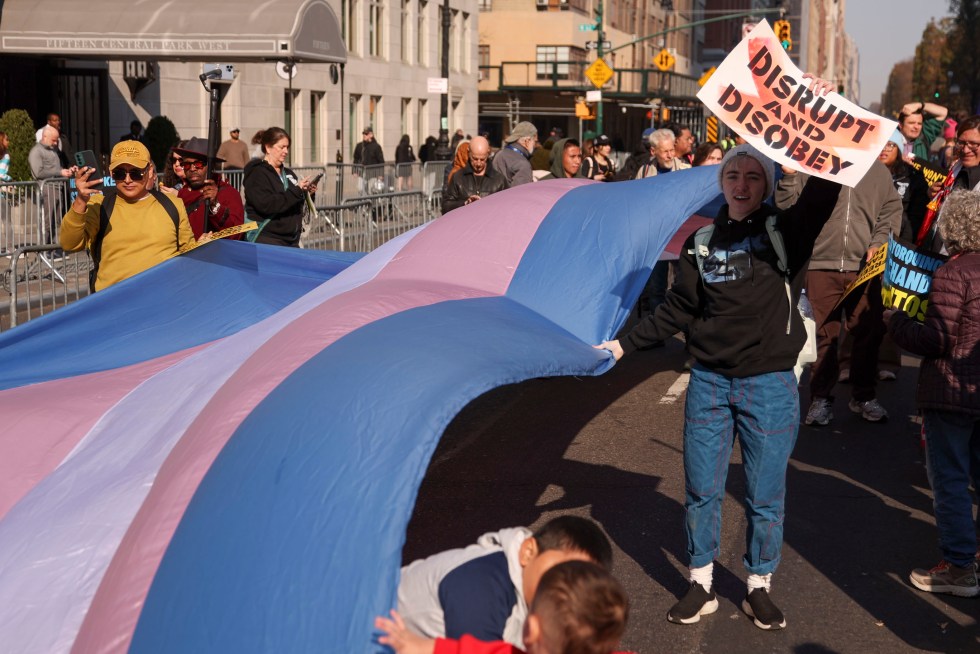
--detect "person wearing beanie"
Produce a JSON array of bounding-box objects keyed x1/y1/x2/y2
[{"x1": 597, "y1": 76, "x2": 844, "y2": 632}]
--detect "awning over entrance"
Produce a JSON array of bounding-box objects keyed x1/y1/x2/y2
[{"x1": 0, "y1": 0, "x2": 347, "y2": 63}]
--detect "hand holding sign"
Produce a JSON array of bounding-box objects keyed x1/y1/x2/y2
[{"x1": 697, "y1": 20, "x2": 897, "y2": 187}]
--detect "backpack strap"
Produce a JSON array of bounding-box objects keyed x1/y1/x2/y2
[
  {"x1": 764, "y1": 214, "x2": 794, "y2": 334},
  {"x1": 89, "y1": 189, "x2": 181, "y2": 292},
  {"x1": 90, "y1": 190, "x2": 117, "y2": 292},
  {"x1": 691, "y1": 223, "x2": 714, "y2": 279}
]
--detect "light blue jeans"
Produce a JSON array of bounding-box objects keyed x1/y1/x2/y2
[
  {"x1": 683, "y1": 365, "x2": 800, "y2": 575},
  {"x1": 922, "y1": 410, "x2": 980, "y2": 569}
]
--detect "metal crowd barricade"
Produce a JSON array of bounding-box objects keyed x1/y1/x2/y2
[
  {"x1": 36, "y1": 178, "x2": 72, "y2": 246},
  {"x1": 301, "y1": 201, "x2": 372, "y2": 252},
  {"x1": 1, "y1": 180, "x2": 43, "y2": 257},
  {"x1": 344, "y1": 190, "x2": 434, "y2": 250},
  {"x1": 4, "y1": 245, "x2": 91, "y2": 331},
  {"x1": 221, "y1": 169, "x2": 245, "y2": 192}
]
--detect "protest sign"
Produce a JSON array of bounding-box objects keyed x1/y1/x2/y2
[
  {"x1": 697, "y1": 20, "x2": 897, "y2": 187},
  {"x1": 906, "y1": 156, "x2": 947, "y2": 188},
  {"x1": 881, "y1": 234, "x2": 946, "y2": 322},
  {"x1": 832, "y1": 242, "x2": 889, "y2": 310},
  {"x1": 176, "y1": 222, "x2": 258, "y2": 255}
]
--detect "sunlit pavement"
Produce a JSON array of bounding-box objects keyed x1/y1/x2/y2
[{"x1": 405, "y1": 332, "x2": 978, "y2": 653}]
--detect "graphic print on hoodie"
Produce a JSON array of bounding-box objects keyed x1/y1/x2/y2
[{"x1": 702, "y1": 232, "x2": 775, "y2": 284}]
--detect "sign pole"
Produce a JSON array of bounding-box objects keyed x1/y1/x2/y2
[{"x1": 596, "y1": 0, "x2": 605, "y2": 134}]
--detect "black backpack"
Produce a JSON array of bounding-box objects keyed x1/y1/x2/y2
[{"x1": 89, "y1": 189, "x2": 181, "y2": 292}]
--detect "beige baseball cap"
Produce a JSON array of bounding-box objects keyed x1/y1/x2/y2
[{"x1": 110, "y1": 140, "x2": 151, "y2": 169}]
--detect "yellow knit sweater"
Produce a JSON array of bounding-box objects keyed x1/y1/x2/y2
[{"x1": 60, "y1": 191, "x2": 195, "y2": 291}]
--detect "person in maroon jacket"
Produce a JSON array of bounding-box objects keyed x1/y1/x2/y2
[
  {"x1": 174, "y1": 137, "x2": 244, "y2": 239},
  {"x1": 887, "y1": 188, "x2": 980, "y2": 599},
  {"x1": 376, "y1": 560, "x2": 628, "y2": 654}
]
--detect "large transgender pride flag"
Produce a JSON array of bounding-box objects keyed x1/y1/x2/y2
[{"x1": 0, "y1": 167, "x2": 719, "y2": 653}]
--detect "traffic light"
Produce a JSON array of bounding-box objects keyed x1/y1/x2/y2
[
  {"x1": 934, "y1": 87, "x2": 941, "y2": 100},
  {"x1": 774, "y1": 20, "x2": 792, "y2": 51}
]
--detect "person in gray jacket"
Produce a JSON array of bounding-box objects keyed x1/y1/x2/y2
[
  {"x1": 29, "y1": 126, "x2": 75, "y2": 243},
  {"x1": 775, "y1": 160, "x2": 902, "y2": 425},
  {"x1": 492, "y1": 121, "x2": 537, "y2": 187}
]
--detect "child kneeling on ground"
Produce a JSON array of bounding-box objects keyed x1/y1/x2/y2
[
  {"x1": 377, "y1": 560, "x2": 628, "y2": 654},
  {"x1": 396, "y1": 516, "x2": 612, "y2": 647}
]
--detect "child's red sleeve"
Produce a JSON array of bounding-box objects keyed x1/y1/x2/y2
[{"x1": 433, "y1": 635, "x2": 524, "y2": 654}]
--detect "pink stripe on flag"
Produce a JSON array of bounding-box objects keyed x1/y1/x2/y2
[
  {"x1": 74, "y1": 180, "x2": 581, "y2": 653},
  {"x1": 0, "y1": 347, "x2": 206, "y2": 521}
]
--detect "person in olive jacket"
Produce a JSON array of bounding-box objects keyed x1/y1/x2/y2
[{"x1": 243, "y1": 127, "x2": 319, "y2": 247}]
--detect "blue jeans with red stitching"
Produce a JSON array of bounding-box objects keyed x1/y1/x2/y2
[{"x1": 683, "y1": 364, "x2": 800, "y2": 575}]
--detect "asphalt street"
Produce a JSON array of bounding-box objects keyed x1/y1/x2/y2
[{"x1": 403, "y1": 330, "x2": 979, "y2": 653}]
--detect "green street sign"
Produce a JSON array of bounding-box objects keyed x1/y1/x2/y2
[{"x1": 579, "y1": 24, "x2": 598, "y2": 31}]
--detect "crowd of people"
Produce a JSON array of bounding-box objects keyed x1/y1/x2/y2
[{"x1": 6, "y1": 67, "x2": 975, "y2": 651}]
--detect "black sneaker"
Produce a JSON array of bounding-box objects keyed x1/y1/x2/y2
[
  {"x1": 666, "y1": 583, "x2": 718, "y2": 624},
  {"x1": 741, "y1": 587, "x2": 786, "y2": 630}
]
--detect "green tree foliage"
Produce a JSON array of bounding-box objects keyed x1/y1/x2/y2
[
  {"x1": 947, "y1": 0, "x2": 980, "y2": 112},
  {"x1": 0, "y1": 109, "x2": 39, "y2": 182},
  {"x1": 882, "y1": 60, "x2": 914, "y2": 116},
  {"x1": 143, "y1": 116, "x2": 180, "y2": 172},
  {"x1": 912, "y1": 20, "x2": 951, "y2": 102}
]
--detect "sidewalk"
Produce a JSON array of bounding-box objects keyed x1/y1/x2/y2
[{"x1": 405, "y1": 336, "x2": 977, "y2": 653}]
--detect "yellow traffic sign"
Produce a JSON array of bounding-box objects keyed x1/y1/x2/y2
[
  {"x1": 584, "y1": 58, "x2": 614, "y2": 89},
  {"x1": 654, "y1": 48, "x2": 675, "y2": 72},
  {"x1": 698, "y1": 66, "x2": 716, "y2": 87}
]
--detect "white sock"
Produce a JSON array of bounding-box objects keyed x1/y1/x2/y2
[
  {"x1": 746, "y1": 573, "x2": 772, "y2": 592},
  {"x1": 689, "y1": 563, "x2": 713, "y2": 591}
]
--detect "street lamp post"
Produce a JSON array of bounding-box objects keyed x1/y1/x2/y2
[{"x1": 433, "y1": 0, "x2": 452, "y2": 161}]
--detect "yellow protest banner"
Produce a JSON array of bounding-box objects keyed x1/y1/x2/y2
[
  {"x1": 832, "y1": 242, "x2": 888, "y2": 310},
  {"x1": 176, "y1": 222, "x2": 259, "y2": 256},
  {"x1": 696, "y1": 19, "x2": 897, "y2": 187}
]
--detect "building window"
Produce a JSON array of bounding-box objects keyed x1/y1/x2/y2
[
  {"x1": 535, "y1": 46, "x2": 585, "y2": 81},
  {"x1": 370, "y1": 95, "x2": 382, "y2": 138},
  {"x1": 462, "y1": 12, "x2": 471, "y2": 73},
  {"x1": 478, "y1": 0, "x2": 491, "y2": 9},
  {"x1": 401, "y1": 98, "x2": 412, "y2": 139},
  {"x1": 344, "y1": 0, "x2": 359, "y2": 55},
  {"x1": 478, "y1": 44, "x2": 490, "y2": 69},
  {"x1": 284, "y1": 90, "x2": 299, "y2": 164},
  {"x1": 451, "y1": 9, "x2": 461, "y2": 72},
  {"x1": 310, "y1": 91, "x2": 324, "y2": 164},
  {"x1": 417, "y1": 98, "x2": 427, "y2": 148},
  {"x1": 368, "y1": 0, "x2": 384, "y2": 57},
  {"x1": 402, "y1": 0, "x2": 412, "y2": 63},
  {"x1": 417, "y1": 0, "x2": 427, "y2": 66},
  {"x1": 349, "y1": 94, "x2": 361, "y2": 158}
]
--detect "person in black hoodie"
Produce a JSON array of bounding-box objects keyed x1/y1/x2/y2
[
  {"x1": 596, "y1": 86, "x2": 841, "y2": 631},
  {"x1": 243, "y1": 127, "x2": 318, "y2": 247}
]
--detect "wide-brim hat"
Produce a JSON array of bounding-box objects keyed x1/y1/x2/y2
[
  {"x1": 110, "y1": 140, "x2": 151, "y2": 170},
  {"x1": 172, "y1": 136, "x2": 225, "y2": 163}
]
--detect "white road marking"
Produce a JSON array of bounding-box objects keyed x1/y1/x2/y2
[{"x1": 659, "y1": 372, "x2": 690, "y2": 404}]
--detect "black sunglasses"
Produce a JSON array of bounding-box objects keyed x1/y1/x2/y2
[{"x1": 111, "y1": 166, "x2": 148, "y2": 182}]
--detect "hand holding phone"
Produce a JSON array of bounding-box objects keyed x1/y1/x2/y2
[{"x1": 74, "y1": 150, "x2": 104, "y2": 189}]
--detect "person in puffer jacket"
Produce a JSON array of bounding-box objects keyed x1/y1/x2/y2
[{"x1": 887, "y1": 188, "x2": 980, "y2": 599}]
